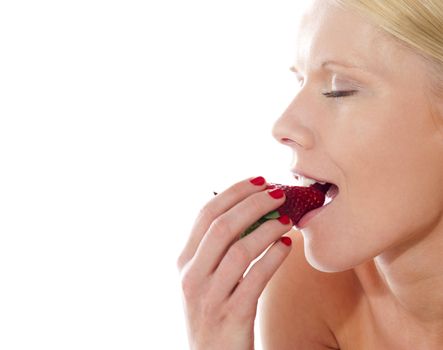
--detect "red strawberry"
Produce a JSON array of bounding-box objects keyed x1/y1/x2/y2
[
  {"x1": 240, "y1": 183, "x2": 328, "y2": 238},
  {"x1": 270, "y1": 183, "x2": 326, "y2": 223}
]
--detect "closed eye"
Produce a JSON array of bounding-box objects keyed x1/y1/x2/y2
[{"x1": 322, "y1": 90, "x2": 357, "y2": 98}]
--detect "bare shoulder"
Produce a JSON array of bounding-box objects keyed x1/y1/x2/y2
[{"x1": 258, "y1": 230, "x2": 363, "y2": 350}]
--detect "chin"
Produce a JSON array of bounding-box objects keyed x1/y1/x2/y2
[
  {"x1": 300, "y1": 228, "x2": 369, "y2": 273},
  {"x1": 304, "y1": 250, "x2": 353, "y2": 273}
]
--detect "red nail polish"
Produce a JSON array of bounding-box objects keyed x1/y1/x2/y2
[
  {"x1": 278, "y1": 215, "x2": 290, "y2": 225},
  {"x1": 280, "y1": 236, "x2": 292, "y2": 246},
  {"x1": 250, "y1": 176, "x2": 266, "y2": 186},
  {"x1": 268, "y1": 188, "x2": 284, "y2": 199}
]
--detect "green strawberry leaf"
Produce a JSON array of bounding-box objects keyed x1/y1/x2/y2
[
  {"x1": 240, "y1": 220, "x2": 263, "y2": 238},
  {"x1": 263, "y1": 210, "x2": 280, "y2": 220},
  {"x1": 240, "y1": 210, "x2": 281, "y2": 239}
]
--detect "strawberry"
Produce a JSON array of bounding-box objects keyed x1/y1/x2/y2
[{"x1": 240, "y1": 183, "x2": 327, "y2": 238}]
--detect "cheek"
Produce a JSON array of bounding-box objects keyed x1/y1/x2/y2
[
  {"x1": 332, "y1": 98, "x2": 437, "y2": 200},
  {"x1": 307, "y1": 102, "x2": 443, "y2": 271},
  {"x1": 348, "y1": 103, "x2": 440, "y2": 198},
  {"x1": 343, "y1": 113, "x2": 443, "y2": 238}
]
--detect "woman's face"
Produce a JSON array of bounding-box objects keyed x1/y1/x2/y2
[{"x1": 273, "y1": 0, "x2": 443, "y2": 272}]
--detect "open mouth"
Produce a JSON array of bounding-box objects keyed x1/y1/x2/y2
[
  {"x1": 314, "y1": 182, "x2": 339, "y2": 205},
  {"x1": 294, "y1": 175, "x2": 339, "y2": 206}
]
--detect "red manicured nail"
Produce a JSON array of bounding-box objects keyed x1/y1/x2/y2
[
  {"x1": 278, "y1": 215, "x2": 290, "y2": 225},
  {"x1": 268, "y1": 188, "x2": 284, "y2": 199},
  {"x1": 250, "y1": 176, "x2": 266, "y2": 186},
  {"x1": 280, "y1": 236, "x2": 292, "y2": 246}
]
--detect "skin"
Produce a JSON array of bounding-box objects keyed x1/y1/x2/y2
[
  {"x1": 177, "y1": 178, "x2": 293, "y2": 349},
  {"x1": 275, "y1": 0, "x2": 443, "y2": 274},
  {"x1": 270, "y1": 0, "x2": 443, "y2": 347},
  {"x1": 178, "y1": 0, "x2": 443, "y2": 348}
]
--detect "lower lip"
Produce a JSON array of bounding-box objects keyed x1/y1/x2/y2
[{"x1": 296, "y1": 199, "x2": 334, "y2": 229}]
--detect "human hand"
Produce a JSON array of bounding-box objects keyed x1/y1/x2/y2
[{"x1": 177, "y1": 177, "x2": 293, "y2": 350}]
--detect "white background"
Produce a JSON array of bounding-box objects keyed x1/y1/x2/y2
[{"x1": 0, "y1": 1, "x2": 307, "y2": 349}]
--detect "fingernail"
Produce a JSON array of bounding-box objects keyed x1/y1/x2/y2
[
  {"x1": 250, "y1": 176, "x2": 266, "y2": 186},
  {"x1": 280, "y1": 236, "x2": 292, "y2": 246},
  {"x1": 268, "y1": 188, "x2": 284, "y2": 199},
  {"x1": 278, "y1": 215, "x2": 290, "y2": 225}
]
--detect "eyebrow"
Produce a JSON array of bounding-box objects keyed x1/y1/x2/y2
[{"x1": 290, "y1": 59, "x2": 370, "y2": 75}]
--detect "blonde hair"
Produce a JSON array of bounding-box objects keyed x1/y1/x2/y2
[{"x1": 330, "y1": 0, "x2": 443, "y2": 97}]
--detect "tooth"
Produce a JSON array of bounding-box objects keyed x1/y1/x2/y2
[{"x1": 300, "y1": 176, "x2": 317, "y2": 187}]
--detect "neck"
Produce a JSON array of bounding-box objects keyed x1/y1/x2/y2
[
  {"x1": 376, "y1": 234, "x2": 443, "y2": 323},
  {"x1": 356, "y1": 220, "x2": 443, "y2": 341}
]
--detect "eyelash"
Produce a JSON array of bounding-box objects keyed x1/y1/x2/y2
[{"x1": 322, "y1": 90, "x2": 357, "y2": 98}]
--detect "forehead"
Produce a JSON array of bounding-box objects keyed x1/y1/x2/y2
[{"x1": 293, "y1": 0, "x2": 394, "y2": 74}]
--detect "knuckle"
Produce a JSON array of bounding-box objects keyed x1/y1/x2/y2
[
  {"x1": 225, "y1": 300, "x2": 239, "y2": 317},
  {"x1": 226, "y1": 298, "x2": 255, "y2": 322},
  {"x1": 197, "y1": 202, "x2": 216, "y2": 222},
  {"x1": 176, "y1": 253, "x2": 187, "y2": 271},
  {"x1": 180, "y1": 267, "x2": 199, "y2": 300},
  {"x1": 227, "y1": 242, "x2": 251, "y2": 266},
  {"x1": 247, "y1": 193, "x2": 264, "y2": 213},
  {"x1": 210, "y1": 216, "x2": 232, "y2": 237},
  {"x1": 248, "y1": 267, "x2": 268, "y2": 287},
  {"x1": 201, "y1": 299, "x2": 221, "y2": 321}
]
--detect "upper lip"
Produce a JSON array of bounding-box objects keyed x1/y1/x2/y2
[{"x1": 291, "y1": 169, "x2": 332, "y2": 185}]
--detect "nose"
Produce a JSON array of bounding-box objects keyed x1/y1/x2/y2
[{"x1": 272, "y1": 98, "x2": 315, "y2": 150}]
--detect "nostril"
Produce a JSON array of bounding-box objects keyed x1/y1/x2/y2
[
  {"x1": 281, "y1": 137, "x2": 301, "y2": 146},
  {"x1": 281, "y1": 137, "x2": 305, "y2": 148}
]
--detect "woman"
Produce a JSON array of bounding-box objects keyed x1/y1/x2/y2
[{"x1": 177, "y1": 0, "x2": 443, "y2": 348}]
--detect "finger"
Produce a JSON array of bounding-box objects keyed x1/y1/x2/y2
[
  {"x1": 228, "y1": 235, "x2": 292, "y2": 318},
  {"x1": 190, "y1": 187, "x2": 286, "y2": 279},
  {"x1": 177, "y1": 176, "x2": 267, "y2": 271},
  {"x1": 208, "y1": 215, "x2": 292, "y2": 302}
]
